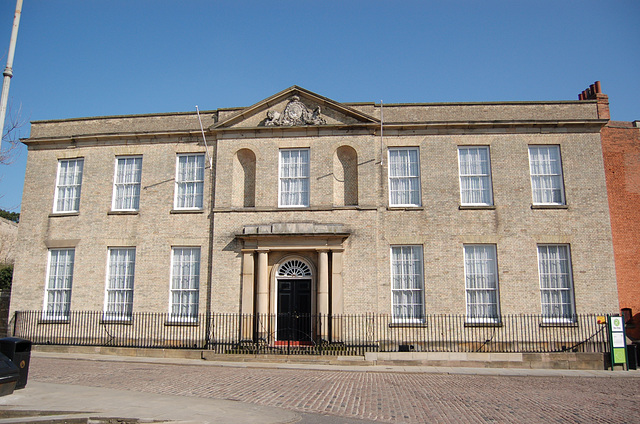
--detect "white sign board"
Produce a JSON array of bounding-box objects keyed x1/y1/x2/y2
[{"x1": 612, "y1": 333, "x2": 626, "y2": 348}]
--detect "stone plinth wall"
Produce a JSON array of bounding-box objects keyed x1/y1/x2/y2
[{"x1": 366, "y1": 351, "x2": 606, "y2": 370}]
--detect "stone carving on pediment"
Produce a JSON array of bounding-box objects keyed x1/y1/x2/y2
[{"x1": 264, "y1": 96, "x2": 326, "y2": 126}]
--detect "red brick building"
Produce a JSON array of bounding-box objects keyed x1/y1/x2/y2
[{"x1": 584, "y1": 82, "x2": 640, "y2": 338}]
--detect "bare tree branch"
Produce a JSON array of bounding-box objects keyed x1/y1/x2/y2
[{"x1": 0, "y1": 100, "x2": 26, "y2": 165}]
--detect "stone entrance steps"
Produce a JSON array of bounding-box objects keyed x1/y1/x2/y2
[{"x1": 200, "y1": 351, "x2": 374, "y2": 366}]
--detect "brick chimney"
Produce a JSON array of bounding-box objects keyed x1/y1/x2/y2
[{"x1": 578, "y1": 81, "x2": 610, "y2": 120}]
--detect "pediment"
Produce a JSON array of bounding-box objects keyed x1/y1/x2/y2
[{"x1": 212, "y1": 86, "x2": 379, "y2": 130}]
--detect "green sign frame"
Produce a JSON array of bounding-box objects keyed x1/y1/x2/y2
[{"x1": 608, "y1": 315, "x2": 628, "y2": 369}]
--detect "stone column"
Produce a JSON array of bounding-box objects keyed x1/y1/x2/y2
[
  {"x1": 331, "y1": 250, "x2": 344, "y2": 341},
  {"x1": 317, "y1": 249, "x2": 329, "y2": 341},
  {"x1": 240, "y1": 250, "x2": 255, "y2": 339},
  {"x1": 255, "y1": 249, "x2": 269, "y2": 340}
]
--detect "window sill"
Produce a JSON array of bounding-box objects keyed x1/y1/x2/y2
[
  {"x1": 539, "y1": 321, "x2": 578, "y2": 328},
  {"x1": 459, "y1": 205, "x2": 496, "y2": 210},
  {"x1": 101, "y1": 318, "x2": 133, "y2": 325},
  {"x1": 387, "y1": 206, "x2": 424, "y2": 211},
  {"x1": 49, "y1": 212, "x2": 79, "y2": 218},
  {"x1": 388, "y1": 322, "x2": 427, "y2": 328},
  {"x1": 165, "y1": 319, "x2": 199, "y2": 326},
  {"x1": 464, "y1": 321, "x2": 502, "y2": 327},
  {"x1": 331, "y1": 205, "x2": 363, "y2": 210},
  {"x1": 108, "y1": 211, "x2": 139, "y2": 216},
  {"x1": 38, "y1": 318, "x2": 70, "y2": 324},
  {"x1": 277, "y1": 206, "x2": 311, "y2": 210},
  {"x1": 170, "y1": 209, "x2": 204, "y2": 214},
  {"x1": 531, "y1": 204, "x2": 568, "y2": 210}
]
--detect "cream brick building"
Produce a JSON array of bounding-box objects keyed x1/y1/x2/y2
[{"x1": 10, "y1": 86, "x2": 619, "y2": 343}]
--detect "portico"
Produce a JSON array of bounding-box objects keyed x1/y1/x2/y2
[{"x1": 237, "y1": 222, "x2": 349, "y2": 342}]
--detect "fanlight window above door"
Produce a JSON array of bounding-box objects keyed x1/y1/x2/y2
[{"x1": 277, "y1": 260, "x2": 312, "y2": 278}]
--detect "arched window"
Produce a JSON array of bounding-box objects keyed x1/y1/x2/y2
[
  {"x1": 333, "y1": 146, "x2": 358, "y2": 206},
  {"x1": 277, "y1": 259, "x2": 312, "y2": 278},
  {"x1": 232, "y1": 149, "x2": 256, "y2": 207}
]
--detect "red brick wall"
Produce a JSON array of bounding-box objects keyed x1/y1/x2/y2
[{"x1": 601, "y1": 121, "x2": 640, "y2": 337}]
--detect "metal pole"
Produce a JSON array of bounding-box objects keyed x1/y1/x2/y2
[
  {"x1": 0, "y1": 0, "x2": 23, "y2": 146},
  {"x1": 379, "y1": 100, "x2": 384, "y2": 165},
  {"x1": 195, "y1": 106, "x2": 213, "y2": 170},
  {"x1": 195, "y1": 105, "x2": 216, "y2": 349}
]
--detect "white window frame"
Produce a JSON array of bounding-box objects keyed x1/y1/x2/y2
[
  {"x1": 458, "y1": 146, "x2": 493, "y2": 206},
  {"x1": 174, "y1": 154, "x2": 205, "y2": 210},
  {"x1": 528, "y1": 145, "x2": 566, "y2": 205},
  {"x1": 112, "y1": 156, "x2": 143, "y2": 211},
  {"x1": 390, "y1": 245, "x2": 425, "y2": 323},
  {"x1": 388, "y1": 147, "x2": 421, "y2": 207},
  {"x1": 43, "y1": 248, "x2": 75, "y2": 320},
  {"x1": 279, "y1": 148, "x2": 310, "y2": 208},
  {"x1": 53, "y1": 158, "x2": 84, "y2": 213},
  {"x1": 169, "y1": 247, "x2": 201, "y2": 322},
  {"x1": 104, "y1": 247, "x2": 136, "y2": 321},
  {"x1": 464, "y1": 244, "x2": 500, "y2": 323},
  {"x1": 537, "y1": 244, "x2": 576, "y2": 323}
]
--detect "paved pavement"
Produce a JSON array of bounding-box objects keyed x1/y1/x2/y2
[{"x1": 0, "y1": 352, "x2": 638, "y2": 423}]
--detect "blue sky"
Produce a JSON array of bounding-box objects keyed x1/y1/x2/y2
[{"x1": 0, "y1": 0, "x2": 638, "y2": 212}]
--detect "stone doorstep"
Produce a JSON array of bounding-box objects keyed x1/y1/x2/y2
[
  {"x1": 200, "y1": 352, "x2": 378, "y2": 366},
  {"x1": 32, "y1": 345, "x2": 606, "y2": 370}
]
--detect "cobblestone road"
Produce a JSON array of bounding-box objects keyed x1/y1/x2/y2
[{"x1": 30, "y1": 357, "x2": 640, "y2": 423}]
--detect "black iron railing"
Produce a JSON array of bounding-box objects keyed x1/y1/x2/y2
[{"x1": 12, "y1": 311, "x2": 610, "y2": 355}]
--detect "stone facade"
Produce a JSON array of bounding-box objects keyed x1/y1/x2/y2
[{"x1": 10, "y1": 86, "x2": 620, "y2": 338}]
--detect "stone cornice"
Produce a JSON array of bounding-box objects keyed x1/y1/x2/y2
[
  {"x1": 211, "y1": 119, "x2": 607, "y2": 137},
  {"x1": 378, "y1": 119, "x2": 607, "y2": 129},
  {"x1": 22, "y1": 118, "x2": 607, "y2": 146},
  {"x1": 22, "y1": 130, "x2": 204, "y2": 147},
  {"x1": 238, "y1": 222, "x2": 350, "y2": 237}
]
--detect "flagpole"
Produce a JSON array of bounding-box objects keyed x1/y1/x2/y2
[
  {"x1": 195, "y1": 105, "x2": 213, "y2": 170},
  {"x1": 380, "y1": 100, "x2": 384, "y2": 165},
  {"x1": 0, "y1": 0, "x2": 23, "y2": 146}
]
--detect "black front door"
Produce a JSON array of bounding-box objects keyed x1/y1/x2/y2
[{"x1": 277, "y1": 279, "x2": 312, "y2": 342}]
